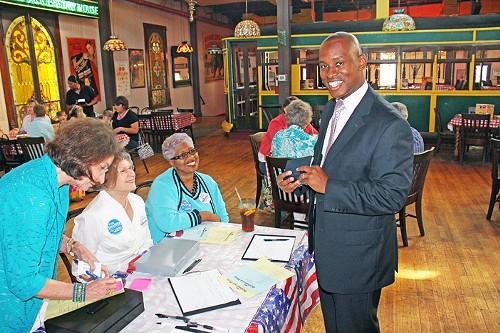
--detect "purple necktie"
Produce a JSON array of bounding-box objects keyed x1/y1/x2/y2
[{"x1": 325, "y1": 99, "x2": 346, "y2": 154}]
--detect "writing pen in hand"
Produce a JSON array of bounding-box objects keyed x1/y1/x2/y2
[
  {"x1": 263, "y1": 238, "x2": 290, "y2": 242},
  {"x1": 182, "y1": 258, "x2": 202, "y2": 274}
]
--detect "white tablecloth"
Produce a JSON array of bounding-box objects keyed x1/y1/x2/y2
[{"x1": 121, "y1": 223, "x2": 307, "y2": 333}]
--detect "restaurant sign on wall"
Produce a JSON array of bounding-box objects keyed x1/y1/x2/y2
[{"x1": 0, "y1": 0, "x2": 99, "y2": 18}]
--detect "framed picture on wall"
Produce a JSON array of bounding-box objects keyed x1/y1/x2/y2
[{"x1": 129, "y1": 49, "x2": 145, "y2": 88}]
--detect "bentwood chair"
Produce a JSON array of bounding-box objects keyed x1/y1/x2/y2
[
  {"x1": 151, "y1": 111, "x2": 175, "y2": 152},
  {"x1": 134, "y1": 180, "x2": 154, "y2": 202},
  {"x1": 59, "y1": 207, "x2": 85, "y2": 283},
  {"x1": 0, "y1": 137, "x2": 25, "y2": 172},
  {"x1": 433, "y1": 108, "x2": 455, "y2": 154},
  {"x1": 487, "y1": 138, "x2": 500, "y2": 220},
  {"x1": 460, "y1": 113, "x2": 490, "y2": 165},
  {"x1": 17, "y1": 136, "x2": 45, "y2": 161},
  {"x1": 396, "y1": 147, "x2": 434, "y2": 247},
  {"x1": 267, "y1": 156, "x2": 310, "y2": 229},
  {"x1": 129, "y1": 106, "x2": 140, "y2": 114},
  {"x1": 249, "y1": 132, "x2": 266, "y2": 206}
]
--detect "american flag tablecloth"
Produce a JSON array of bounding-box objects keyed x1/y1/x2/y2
[{"x1": 246, "y1": 245, "x2": 319, "y2": 333}]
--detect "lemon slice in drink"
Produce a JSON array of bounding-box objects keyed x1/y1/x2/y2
[{"x1": 244, "y1": 208, "x2": 256, "y2": 216}]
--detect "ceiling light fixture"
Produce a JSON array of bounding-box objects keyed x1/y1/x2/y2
[
  {"x1": 382, "y1": 0, "x2": 416, "y2": 32},
  {"x1": 234, "y1": 0, "x2": 260, "y2": 38},
  {"x1": 186, "y1": 0, "x2": 197, "y2": 22},
  {"x1": 103, "y1": 0, "x2": 127, "y2": 51},
  {"x1": 177, "y1": 41, "x2": 194, "y2": 53}
]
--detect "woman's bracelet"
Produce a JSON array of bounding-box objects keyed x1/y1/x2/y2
[{"x1": 72, "y1": 283, "x2": 86, "y2": 302}]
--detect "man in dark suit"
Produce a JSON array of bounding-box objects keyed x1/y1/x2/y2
[{"x1": 277, "y1": 32, "x2": 413, "y2": 332}]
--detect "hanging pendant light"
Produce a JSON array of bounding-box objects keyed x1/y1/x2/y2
[
  {"x1": 382, "y1": 1, "x2": 416, "y2": 32},
  {"x1": 177, "y1": 41, "x2": 194, "y2": 53},
  {"x1": 103, "y1": 0, "x2": 127, "y2": 51},
  {"x1": 234, "y1": 0, "x2": 260, "y2": 38}
]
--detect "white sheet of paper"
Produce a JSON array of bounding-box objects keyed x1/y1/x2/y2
[
  {"x1": 242, "y1": 234, "x2": 296, "y2": 262},
  {"x1": 168, "y1": 269, "x2": 240, "y2": 316}
]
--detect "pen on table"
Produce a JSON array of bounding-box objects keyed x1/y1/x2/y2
[
  {"x1": 155, "y1": 313, "x2": 190, "y2": 323},
  {"x1": 263, "y1": 238, "x2": 290, "y2": 242},
  {"x1": 182, "y1": 258, "x2": 202, "y2": 274}
]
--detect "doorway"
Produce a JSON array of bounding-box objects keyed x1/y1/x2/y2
[{"x1": 232, "y1": 42, "x2": 258, "y2": 130}]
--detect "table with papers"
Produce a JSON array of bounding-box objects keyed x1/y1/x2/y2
[{"x1": 121, "y1": 223, "x2": 319, "y2": 333}]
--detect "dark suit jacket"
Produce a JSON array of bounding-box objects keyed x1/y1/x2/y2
[{"x1": 308, "y1": 86, "x2": 413, "y2": 294}]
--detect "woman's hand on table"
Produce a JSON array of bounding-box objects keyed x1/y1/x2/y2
[
  {"x1": 72, "y1": 241, "x2": 110, "y2": 278},
  {"x1": 86, "y1": 278, "x2": 118, "y2": 300},
  {"x1": 200, "y1": 211, "x2": 221, "y2": 222}
]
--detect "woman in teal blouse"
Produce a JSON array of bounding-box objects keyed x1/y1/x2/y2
[{"x1": 0, "y1": 119, "x2": 121, "y2": 332}]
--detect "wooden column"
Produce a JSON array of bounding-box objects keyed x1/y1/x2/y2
[
  {"x1": 277, "y1": 0, "x2": 292, "y2": 105},
  {"x1": 98, "y1": 1, "x2": 116, "y2": 108}
]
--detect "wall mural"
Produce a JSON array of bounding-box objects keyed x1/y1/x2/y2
[
  {"x1": 66, "y1": 38, "x2": 101, "y2": 100},
  {"x1": 143, "y1": 24, "x2": 171, "y2": 108},
  {"x1": 203, "y1": 32, "x2": 224, "y2": 82}
]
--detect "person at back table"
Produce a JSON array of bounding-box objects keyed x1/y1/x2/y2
[
  {"x1": 72, "y1": 152, "x2": 153, "y2": 273},
  {"x1": 391, "y1": 102, "x2": 424, "y2": 154},
  {"x1": 65, "y1": 74, "x2": 97, "y2": 117},
  {"x1": 277, "y1": 32, "x2": 413, "y2": 332},
  {"x1": 258, "y1": 96, "x2": 318, "y2": 175},
  {"x1": 27, "y1": 104, "x2": 55, "y2": 142},
  {"x1": 111, "y1": 96, "x2": 139, "y2": 150},
  {"x1": 271, "y1": 99, "x2": 318, "y2": 158},
  {"x1": 146, "y1": 133, "x2": 229, "y2": 243},
  {"x1": 9, "y1": 99, "x2": 50, "y2": 136}
]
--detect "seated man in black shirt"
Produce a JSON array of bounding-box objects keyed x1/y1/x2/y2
[{"x1": 65, "y1": 74, "x2": 97, "y2": 117}]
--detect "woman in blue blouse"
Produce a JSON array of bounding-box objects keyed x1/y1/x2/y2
[
  {"x1": 146, "y1": 133, "x2": 229, "y2": 243},
  {"x1": 271, "y1": 99, "x2": 318, "y2": 158},
  {"x1": 0, "y1": 119, "x2": 121, "y2": 332}
]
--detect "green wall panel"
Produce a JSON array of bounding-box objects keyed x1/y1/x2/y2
[
  {"x1": 382, "y1": 95, "x2": 431, "y2": 132},
  {"x1": 436, "y1": 96, "x2": 500, "y2": 128},
  {"x1": 476, "y1": 29, "x2": 500, "y2": 42}
]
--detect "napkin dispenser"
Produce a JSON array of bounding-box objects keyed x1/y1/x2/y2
[{"x1": 134, "y1": 238, "x2": 199, "y2": 277}]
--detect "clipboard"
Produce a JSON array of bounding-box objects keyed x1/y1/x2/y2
[
  {"x1": 168, "y1": 269, "x2": 240, "y2": 316},
  {"x1": 242, "y1": 234, "x2": 296, "y2": 263}
]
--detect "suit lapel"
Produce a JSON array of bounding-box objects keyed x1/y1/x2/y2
[{"x1": 322, "y1": 87, "x2": 376, "y2": 167}]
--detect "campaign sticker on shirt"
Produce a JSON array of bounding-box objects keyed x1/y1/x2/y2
[
  {"x1": 180, "y1": 200, "x2": 192, "y2": 212},
  {"x1": 108, "y1": 219, "x2": 123, "y2": 235},
  {"x1": 199, "y1": 192, "x2": 211, "y2": 204}
]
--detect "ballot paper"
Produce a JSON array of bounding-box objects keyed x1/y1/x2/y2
[
  {"x1": 168, "y1": 269, "x2": 240, "y2": 316},
  {"x1": 242, "y1": 234, "x2": 296, "y2": 262},
  {"x1": 219, "y1": 258, "x2": 295, "y2": 298}
]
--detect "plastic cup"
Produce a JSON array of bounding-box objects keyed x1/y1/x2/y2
[{"x1": 238, "y1": 198, "x2": 256, "y2": 232}]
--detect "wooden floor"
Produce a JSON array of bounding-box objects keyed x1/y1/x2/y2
[{"x1": 60, "y1": 116, "x2": 499, "y2": 332}]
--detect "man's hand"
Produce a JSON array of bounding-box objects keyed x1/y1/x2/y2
[
  {"x1": 276, "y1": 171, "x2": 302, "y2": 193},
  {"x1": 296, "y1": 165, "x2": 329, "y2": 194}
]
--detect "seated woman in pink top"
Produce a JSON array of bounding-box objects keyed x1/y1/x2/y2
[{"x1": 258, "y1": 96, "x2": 318, "y2": 175}]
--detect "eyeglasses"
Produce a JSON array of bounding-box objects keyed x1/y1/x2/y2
[
  {"x1": 171, "y1": 148, "x2": 198, "y2": 160},
  {"x1": 118, "y1": 165, "x2": 135, "y2": 175}
]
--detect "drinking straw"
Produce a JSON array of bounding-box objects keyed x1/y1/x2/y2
[{"x1": 234, "y1": 187, "x2": 242, "y2": 203}]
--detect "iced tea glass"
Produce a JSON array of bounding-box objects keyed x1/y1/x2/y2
[{"x1": 238, "y1": 198, "x2": 256, "y2": 232}]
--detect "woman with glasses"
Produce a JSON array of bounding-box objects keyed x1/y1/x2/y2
[
  {"x1": 146, "y1": 133, "x2": 229, "y2": 243},
  {"x1": 0, "y1": 119, "x2": 121, "y2": 332},
  {"x1": 72, "y1": 152, "x2": 153, "y2": 273}
]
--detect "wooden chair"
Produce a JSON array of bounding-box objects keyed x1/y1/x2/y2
[
  {"x1": 134, "y1": 180, "x2": 154, "y2": 201},
  {"x1": 267, "y1": 156, "x2": 310, "y2": 229},
  {"x1": 17, "y1": 136, "x2": 45, "y2": 161},
  {"x1": 459, "y1": 113, "x2": 490, "y2": 165},
  {"x1": 151, "y1": 111, "x2": 175, "y2": 152},
  {"x1": 127, "y1": 129, "x2": 150, "y2": 173},
  {"x1": 397, "y1": 147, "x2": 434, "y2": 247},
  {"x1": 487, "y1": 138, "x2": 500, "y2": 220},
  {"x1": 129, "y1": 106, "x2": 140, "y2": 114},
  {"x1": 249, "y1": 132, "x2": 266, "y2": 206},
  {"x1": 433, "y1": 108, "x2": 455, "y2": 154},
  {"x1": 137, "y1": 114, "x2": 154, "y2": 147},
  {"x1": 59, "y1": 207, "x2": 85, "y2": 283},
  {"x1": 0, "y1": 137, "x2": 25, "y2": 172}
]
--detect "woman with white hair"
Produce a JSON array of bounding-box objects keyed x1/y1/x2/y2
[{"x1": 146, "y1": 133, "x2": 228, "y2": 243}]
